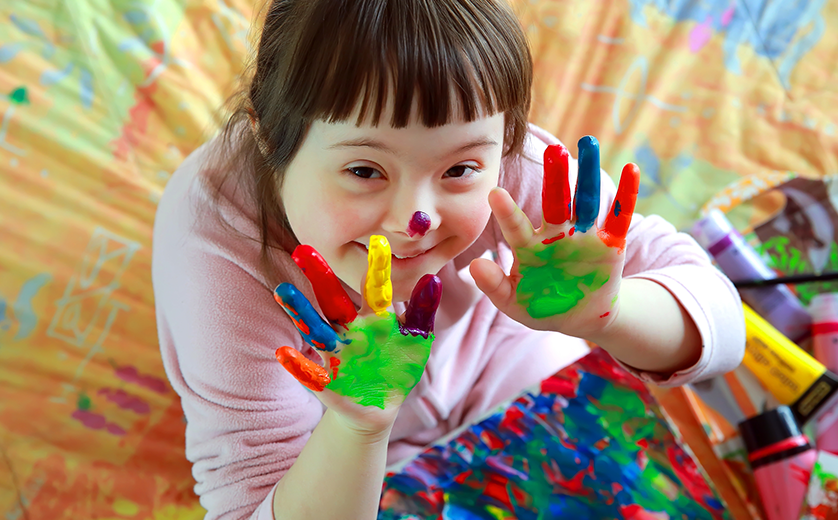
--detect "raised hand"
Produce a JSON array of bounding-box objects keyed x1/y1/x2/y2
[
  {"x1": 273, "y1": 237, "x2": 442, "y2": 421},
  {"x1": 470, "y1": 136, "x2": 640, "y2": 339}
]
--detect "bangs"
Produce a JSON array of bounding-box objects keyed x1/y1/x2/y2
[{"x1": 276, "y1": 0, "x2": 531, "y2": 129}]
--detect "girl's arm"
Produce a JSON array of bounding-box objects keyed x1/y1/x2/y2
[
  {"x1": 587, "y1": 277, "x2": 702, "y2": 375},
  {"x1": 272, "y1": 410, "x2": 392, "y2": 520}
]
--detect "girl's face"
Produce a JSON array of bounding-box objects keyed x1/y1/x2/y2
[{"x1": 281, "y1": 106, "x2": 505, "y2": 302}]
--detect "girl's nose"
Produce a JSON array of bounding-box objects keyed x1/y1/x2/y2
[
  {"x1": 407, "y1": 211, "x2": 431, "y2": 238},
  {"x1": 383, "y1": 188, "x2": 440, "y2": 239}
]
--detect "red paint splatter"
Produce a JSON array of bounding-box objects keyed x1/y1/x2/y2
[
  {"x1": 541, "y1": 377, "x2": 578, "y2": 398},
  {"x1": 593, "y1": 437, "x2": 611, "y2": 450},
  {"x1": 276, "y1": 298, "x2": 312, "y2": 336},
  {"x1": 500, "y1": 407, "x2": 526, "y2": 437},
  {"x1": 454, "y1": 469, "x2": 473, "y2": 484},
  {"x1": 569, "y1": 227, "x2": 575, "y2": 236},
  {"x1": 110, "y1": 66, "x2": 158, "y2": 161},
  {"x1": 790, "y1": 462, "x2": 813, "y2": 486},
  {"x1": 482, "y1": 473, "x2": 514, "y2": 510},
  {"x1": 71, "y1": 410, "x2": 127, "y2": 436},
  {"x1": 636, "y1": 438, "x2": 649, "y2": 449},
  {"x1": 114, "y1": 365, "x2": 168, "y2": 394},
  {"x1": 666, "y1": 445, "x2": 714, "y2": 503},
  {"x1": 480, "y1": 430, "x2": 505, "y2": 451},
  {"x1": 620, "y1": 504, "x2": 662, "y2": 520},
  {"x1": 599, "y1": 311, "x2": 610, "y2": 318},
  {"x1": 542, "y1": 232, "x2": 565, "y2": 245},
  {"x1": 330, "y1": 357, "x2": 341, "y2": 379},
  {"x1": 98, "y1": 388, "x2": 150, "y2": 414}
]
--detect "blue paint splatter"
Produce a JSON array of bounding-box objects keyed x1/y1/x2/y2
[
  {"x1": 614, "y1": 200, "x2": 622, "y2": 217},
  {"x1": 627, "y1": 0, "x2": 826, "y2": 88},
  {"x1": 13, "y1": 273, "x2": 51, "y2": 340}
]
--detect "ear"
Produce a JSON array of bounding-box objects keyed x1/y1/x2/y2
[{"x1": 246, "y1": 106, "x2": 272, "y2": 157}]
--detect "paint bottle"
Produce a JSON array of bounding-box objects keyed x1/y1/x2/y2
[
  {"x1": 692, "y1": 209, "x2": 811, "y2": 342},
  {"x1": 739, "y1": 406, "x2": 817, "y2": 520},
  {"x1": 809, "y1": 293, "x2": 838, "y2": 453},
  {"x1": 742, "y1": 304, "x2": 838, "y2": 427}
]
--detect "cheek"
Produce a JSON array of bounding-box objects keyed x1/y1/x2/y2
[
  {"x1": 284, "y1": 180, "x2": 367, "y2": 246},
  {"x1": 442, "y1": 191, "x2": 493, "y2": 240}
]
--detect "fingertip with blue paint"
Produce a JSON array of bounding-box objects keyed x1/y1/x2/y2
[
  {"x1": 575, "y1": 136, "x2": 601, "y2": 233},
  {"x1": 274, "y1": 283, "x2": 342, "y2": 352}
]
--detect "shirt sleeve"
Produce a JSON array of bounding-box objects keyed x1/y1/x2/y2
[
  {"x1": 152, "y1": 160, "x2": 323, "y2": 520},
  {"x1": 499, "y1": 124, "x2": 745, "y2": 386}
]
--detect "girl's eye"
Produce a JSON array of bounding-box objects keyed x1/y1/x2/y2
[
  {"x1": 444, "y1": 165, "x2": 480, "y2": 179},
  {"x1": 348, "y1": 167, "x2": 383, "y2": 179}
]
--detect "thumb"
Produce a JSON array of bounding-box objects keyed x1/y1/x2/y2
[{"x1": 469, "y1": 258, "x2": 516, "y2": 310}]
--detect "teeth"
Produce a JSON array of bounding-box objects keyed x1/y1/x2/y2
[{"x1": 357, "y1": 241, "x2": 421, "y2": 259}]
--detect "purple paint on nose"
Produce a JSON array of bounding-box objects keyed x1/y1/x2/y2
[{"x1": 407, "y1": 211, "x2": 431, "y2": 237}]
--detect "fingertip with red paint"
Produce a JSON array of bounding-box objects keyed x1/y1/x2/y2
[
  {"x1": 542, "y1": 143, "x2": 572, "y2": 226},
  {"x1": 292, "y1": 245, "x2": 357, "y2": 327}
]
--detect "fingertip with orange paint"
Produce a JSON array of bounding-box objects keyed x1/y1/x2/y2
[{"x1": 275, "y1": 346, "x2": 331, "y2": 392}]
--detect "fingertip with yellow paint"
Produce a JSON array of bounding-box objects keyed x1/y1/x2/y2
[{"x1": 365, "y1": 235, "x2": 392, "y2": 315}]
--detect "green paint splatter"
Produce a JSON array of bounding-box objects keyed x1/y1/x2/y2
[
  {"x1": 327, "y1": 315, "x2": 433, "y2": 409},
  {"x1": 8, "y1": 87, "x2": 30, "y2": 105},
  {"x1": 516, "y1": 239, "x2": 610, "y2": 319},
  {"x1": 77, "y1": 392, "x2": 92, "y2": 411},
  {"x1": 756, "y1": 236, "x2": 838, "y2": 305}
]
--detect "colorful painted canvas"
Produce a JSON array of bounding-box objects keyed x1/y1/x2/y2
[
  {"x1": 800, "y1": 450, "x2": 838, "y2": 520},
  {"x1": 379, "y1": 348, "x2": 728, "y2": 520}
]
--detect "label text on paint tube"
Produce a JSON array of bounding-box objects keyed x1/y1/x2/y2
[{"x1": 741, "y1": 304, "x2": 838, "y2": 425}]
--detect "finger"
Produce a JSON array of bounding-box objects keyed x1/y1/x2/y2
[
  {"x1": 469, "y1": 257, "x2": 516, "y2": 309},
  {"x1": 292, "y1": 245, "x2": 357, "y2": 328},
  {"x1": 401, "y1": 274, "x2": 443, "y2": 337},
  {"x1": 489, "y1": 187, "x2": 534, "y2": 249},
  {"x1": 274, "y1": 283, "x2": 343, "y2": 352},
  {"x1": 574, "y1": 136, "x2": 601, "y2": 234},
  {"x1": 275, "y1": 346, "x2": 331, "y2": 392},
  {"x1": 542, "y1": 143, "x2": 572, "y2": 226},
  {"x1": 364, "y1": 235, "x2": 392, "y2": 316},
  {"x1": 598, "y1": 163, "x2": 640, "y2": 252}
]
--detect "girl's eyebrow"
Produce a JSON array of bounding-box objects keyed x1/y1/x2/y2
[{"x1": 328, "y1": 137, "x2": 499, "y2": 157}]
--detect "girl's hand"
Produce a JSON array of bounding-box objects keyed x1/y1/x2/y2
[
  {"x1": 273, "y1": 237, "x2": 442, "y2": 434},
  {"x1": 470, "y1": 136, "x2": 640, "y2": 340}
]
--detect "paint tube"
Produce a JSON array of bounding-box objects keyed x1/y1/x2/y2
[
  {"x1": 739, "y1": 406, "x2": 817, "y2": 520},
  {"x1": 809, "y1": 293, "x2": 838, "y2": 453},
  {"x1": 742, "y1": 303, "x2": 838, "y2": 426},
  {"x1": 692, "y1": 209, "x2": 811, "y2": 342}
]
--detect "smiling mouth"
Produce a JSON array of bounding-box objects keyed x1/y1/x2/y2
[{"x1": 354, "y1": 241, "x2": 432, "y2": 261}]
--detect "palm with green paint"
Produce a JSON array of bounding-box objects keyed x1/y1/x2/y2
[
  {"x1": 470, "y1": 136, "x2": 640, "y2": 340},
  {"x1": 273, "y1": 237, "x2": 442, "y2": 434}
]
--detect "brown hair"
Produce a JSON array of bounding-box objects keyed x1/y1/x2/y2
[{"x1": 209, "y1": 0, "x2": 533, "y2": 281}]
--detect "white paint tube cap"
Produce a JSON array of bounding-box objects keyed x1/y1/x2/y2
[{"x1": 810, "y1": 293, "x2": 838, "y2": 323}]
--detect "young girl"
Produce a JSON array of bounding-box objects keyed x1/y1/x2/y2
[{"x1": 151, "y1": 1, "x2": 745, "y2": 519}]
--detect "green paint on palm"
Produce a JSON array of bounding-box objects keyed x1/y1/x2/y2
[
  {"x1": 516, "y1": 240, "x2": 610, "y2": 319},
  {"x1": 327, "y1": 315, "x2": 433, "y2": 409}
]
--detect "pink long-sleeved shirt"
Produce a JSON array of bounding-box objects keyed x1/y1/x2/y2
[{"x1": 152, "y1": 124, "x2": 745, "y2": 520}]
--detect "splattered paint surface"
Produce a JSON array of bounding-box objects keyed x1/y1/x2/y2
[{"x1": 379, "y1": 349, "x2": 728, "y2": 519}]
